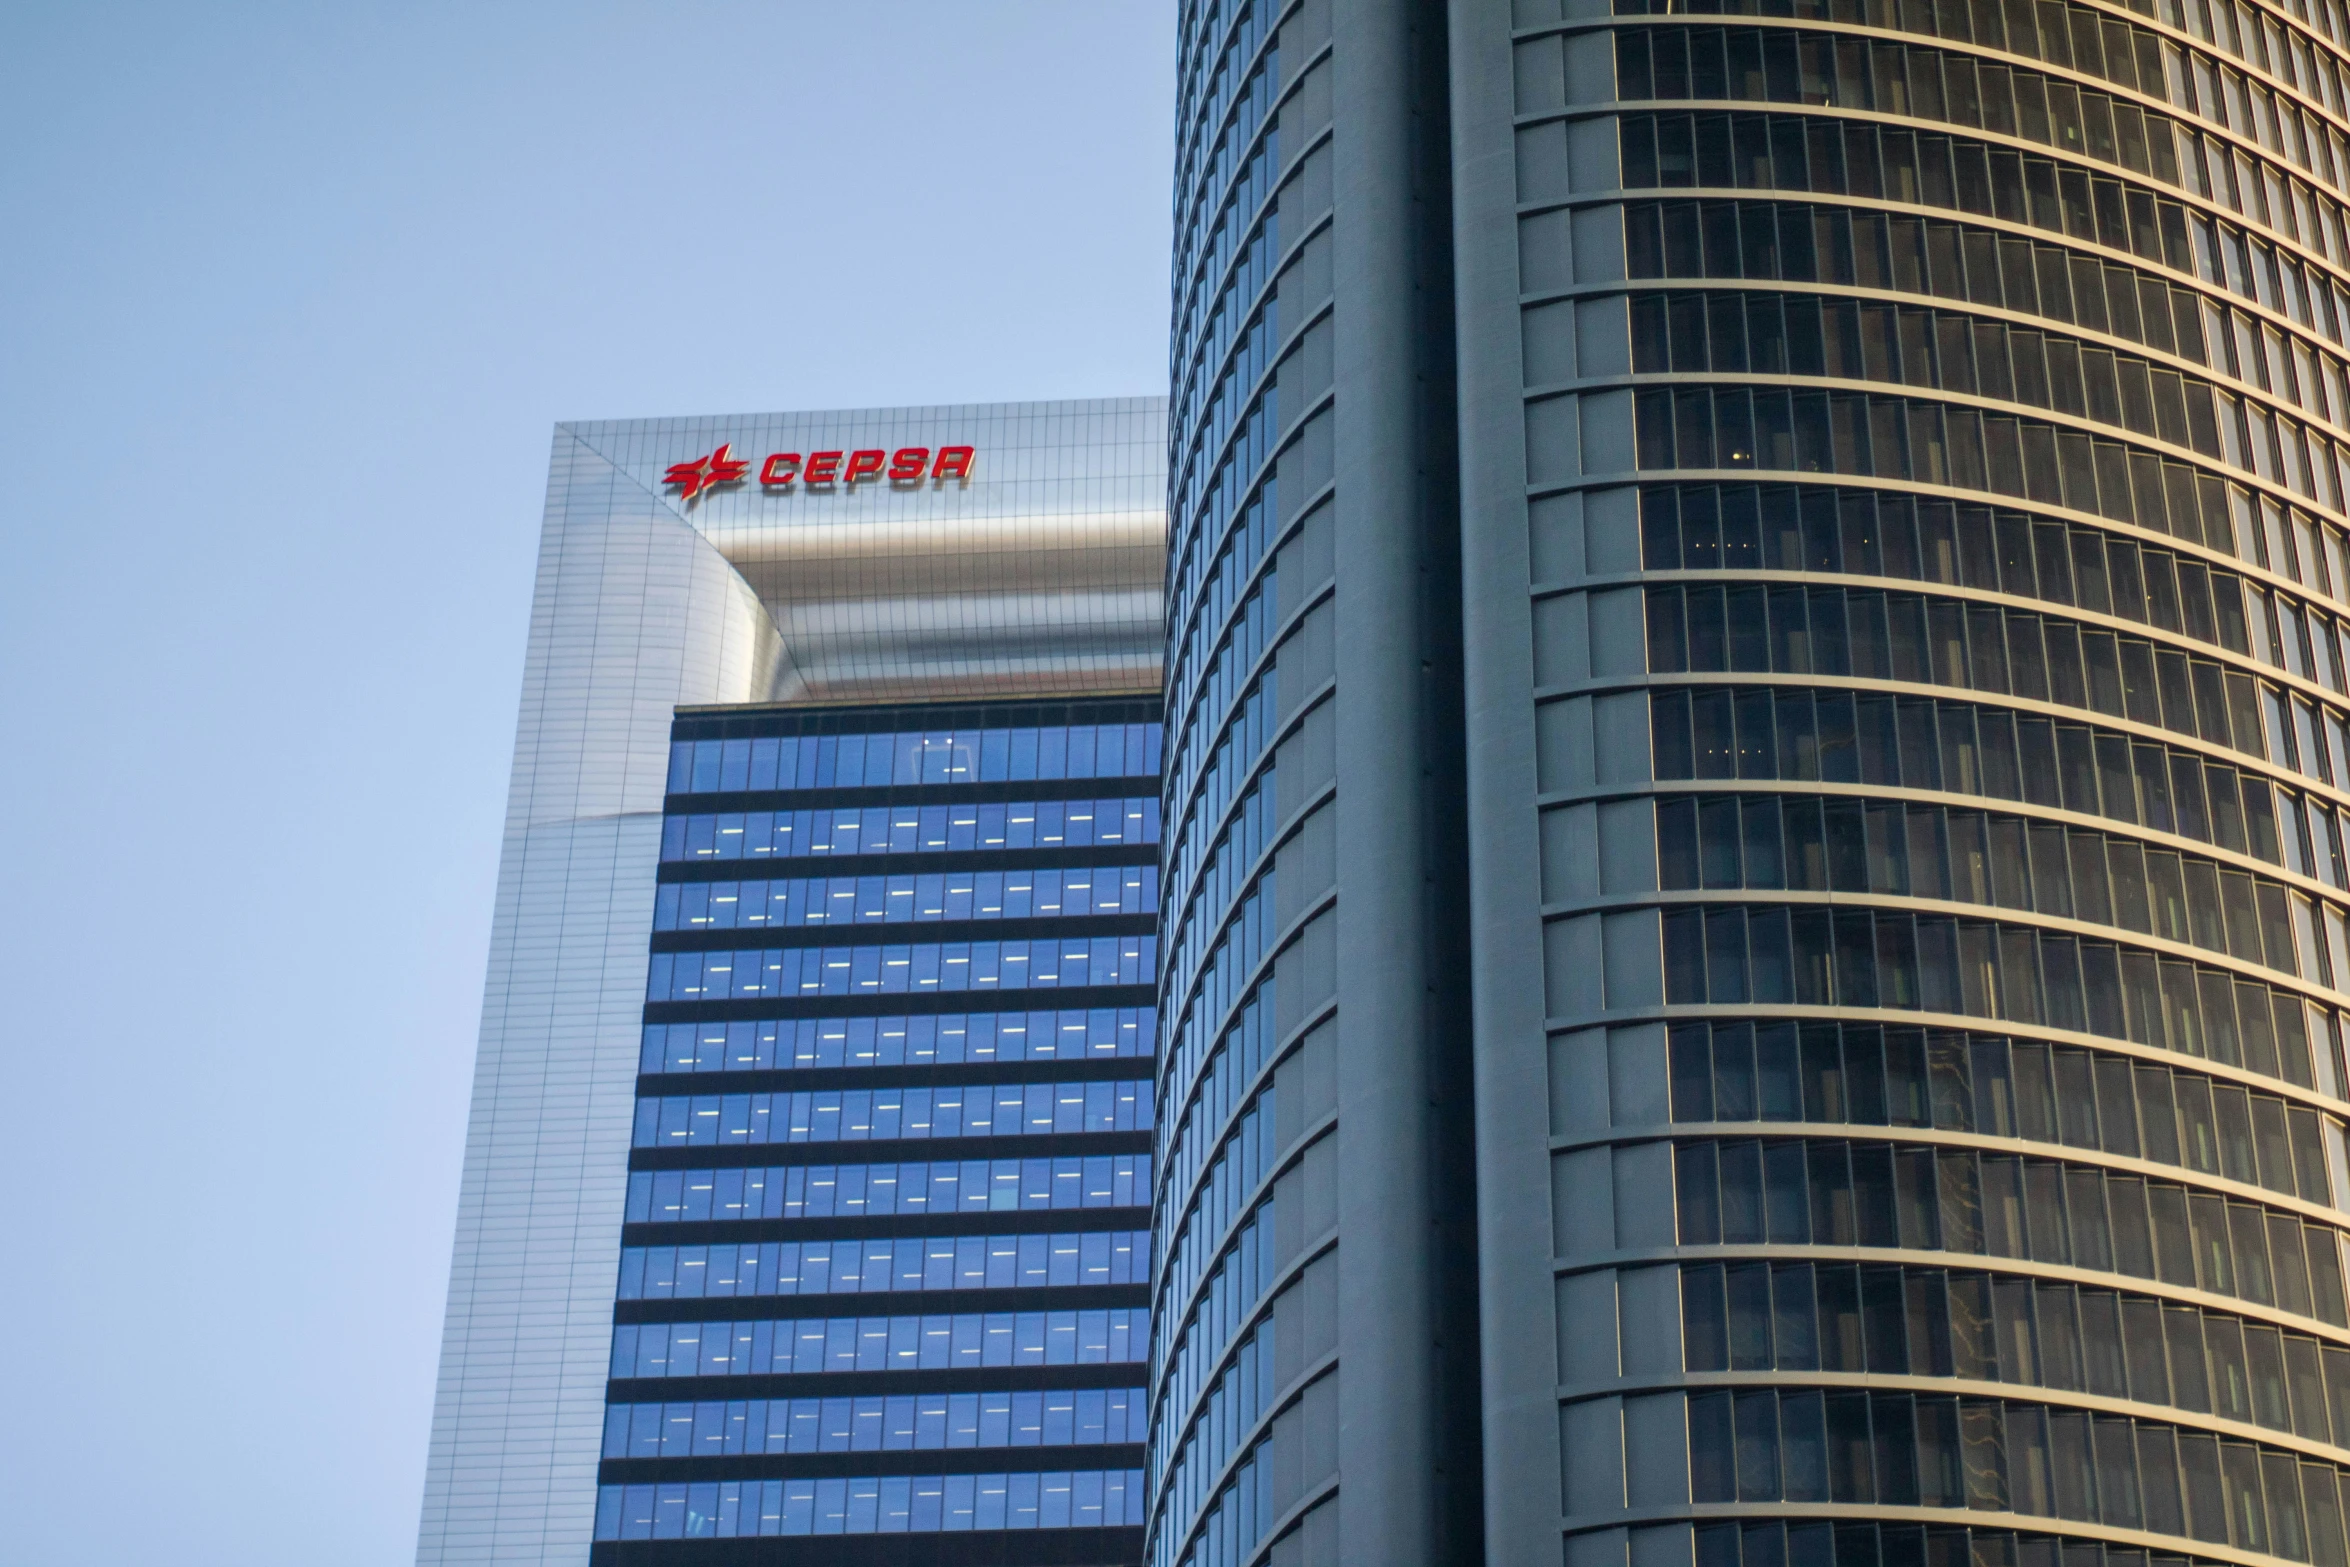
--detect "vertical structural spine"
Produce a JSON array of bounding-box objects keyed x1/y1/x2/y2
[
  {"x1": 1449, "y1": 0, "x2": 1575, "y2": 1560},
  {"x1": 1331, "y1": 0, "x2": 1483, "y2": 1553}
]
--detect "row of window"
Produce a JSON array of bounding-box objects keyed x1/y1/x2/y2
[
  {"x1": 1611, "y1": 21, "x2": 2350, "y2": 261},
  {"x1": 1658, "y1": 774, "x2": 2278, "y2": 911},
  {"x1": 616, "y1": 1232, "x2": 1148, "y2": 1304},
  {"x1": 1170, "y1": 389, "x2": 1278, "y2": 726},
  {"x1": 1156, "y1": 1090, "x2": 1280, "y2": 1419},
  {"x1": 1159, "y1": 1425, "x2": 1273, "y2": 1567},
  {"x1": 1172, "y1": 202, "x2": 1280, "y2": 518},
  {"x1": 602, "y1": 1388, "x2": 1145, "y2": 1460},
  {"x1": 608, "y1": 1310, "x2": 1148, "y2": 1381},
  {"x1": 1171, "y1": 250, "x2": 1280, "y2": 641},
  {"x1": 1169, "y1": 486, "x2": 1279, "y2": 792},
  {"x1": 1159, "y1": 961, "x2": 1277, "y2": 1267},
  {"x1": 1681, "y1": 1259, "x2": 2350, "y2": 1440},
  {"x1": 1613, "y1": 95, "x2": 2350, "y2": 373},
  {"x1": 1152, "y1": 1312, "x2": 1275, "y2": 1567},
  {"x1": 1636, "y1": 488, "x2": 2261, "y2": 667},
  {"x1": 1628, "y1": 371, "x2": 2339, "y2": 561},
  {"x1": 1643, "y1": 688, "x2": 2318, "y2": 867},
  {"x1": 1672, "y1": 1135, "x2": 2350, "y2": 1318},
  {"x1": 1606, "y1": 0, "x2": 2350, "y2": 141},
  {"x1": 1165, "y1": 834, "x2": 1279, "y2": 1148},
  {"x1": 1155, "y1": 1206, "x2": 1281, "y2": 1534},
  {"x1": 1630, "y1": 292, "x2": 2245, "y2": 477},
  {"x1": 1656, "y1": 900, "x2": 2329, "y2": 1065},
  {"x1": 1665, "y1": 1019, "x2": 2341, "y2": 1181},
  {"x1": 638, "y1": 1011, "x2": 1156, "y2": 1076},
  {"x1": 1165, "y1": 771, "x2": 1275, "y2": 1062},
  {"x1": 1166, "y1": 2, "x2": 1289, "y2": 1562},
  {"x1": 1632, "y1": 484, "x2": 2350, "y2": 666},
  {"x1": 666, "y1": 725, "x2": 1161, "y2": 797},
  {"x1": 1674, "y1": 1515, "x2": 2248, "y2": 1567},
  {"x1": 592, "y1": 1469, "x2": 1144, "y2": 1542},
  {"x1": 1167, "y1": 39, "x2": 1283, "y2": 595},
  {"x1": 1151, "y1": 944, "x2": 1269, "y2": 1287},
  {"x1": 1171, "y1": 0, "x2": 1275, "y2": 238},
  {"x1": 1167, "y1": 837, "x2": 1279, "y2": 1090},
  {"x1": 1757, "y1": 283, "x2": 2329, "y2": 507},
  {"x1": 1167, "y1": 174, "x2": 1275, "y2": 577},
  {"x1": 1167, "y1": 655, "x2": 1278, "y2": 922},
  {"x1": 643, "y1": 937, "x2": 1157, "y2": 1003},
  {"x1": 1171, "y1": 0, "x2": 1276, "y2": 242},
  {"x1": 1172, "y1": 185, "x2": 1279, "y2": 509},
  {"x1": 1168, "y1": 643, "x2": 1278, "y2": 922},
  {"x1": 1171, "y1": 1, "x2": 1279, "y2": 392},
  {"x1": 630, "y1": 1081, "x2": 1154, "y2": 1150},
  {"x1": 1654, "y1": 792, "x2": 2318, "y2": 980},
  {"x1": 1678, "y1": 1384, "x2": 2346, "y2": 1556},
  {"x1": 1168, "y1": 57, "x2": 1281, "y2": 493},
  {"x1": 1159, "y1": 985, "x2": 1283, "y2": 1297},
  {"x1": 660, "y1": 800, "x2": 1159, "y2": 864},
  {"x1": 1149, "y1": 1033, "x2": 1284, "y2": 1567},
  {"x1": 625, "y1": 1157, "x2": 1150, "y2": 1226},
  {"x1": 1618, "y1": 85, "x2": 2347, "y2": 348},
  {"x1": 1619, "y1": 197, "x2": 2342, "y2": 451},
  {"x1": 1641, "y1": 584, "x2": 2286, "y2": 773},
  {"x1": 1606, "y1": 0, "x2": 2350, "y2": 183},
  {"x1": 652, "y1": 867, "x2": 1156, "y2": 933},
  {"x1": 1169, "y1": 573, "x2": 1279, "y2": 870}
]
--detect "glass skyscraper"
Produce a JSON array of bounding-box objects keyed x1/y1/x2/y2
[
  {"x1": 413, "y1": 400, "x2": 1166, "y2": 1565},
  {"x1": 1162, "y1": 4, "x2": 2350, "y2": 1567}
]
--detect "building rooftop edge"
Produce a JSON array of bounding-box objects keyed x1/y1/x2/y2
[{"x1": 554, "y1": 393, "x2": 1168, "y2": 435}]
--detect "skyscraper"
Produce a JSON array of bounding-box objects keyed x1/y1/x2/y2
[
  {"x1": 413, "y1": 400, "x2": 1167, "y2": 1565},
  {"x1": 1162, "y1": 3, "x2": 2350, "y2": 1567}
]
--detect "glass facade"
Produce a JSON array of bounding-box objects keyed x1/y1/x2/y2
[
  {"x1": 1490, "y1": 0, "x2": 2350, "y2": 1558},
  {"x1": 1154, "y1": 5, "x2": 1318, "y2": 1567},
  {"x1": 590, "y1": 700, "x2": 1160, "y2": 1559}
]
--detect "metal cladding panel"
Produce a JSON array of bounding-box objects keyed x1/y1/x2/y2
[
  {"x1": 414, "y1": 399, "x2": 1166, "y2": 1566},
  {"x1": 571, "y1": 400, "x2": 1166, "y2": 705}
]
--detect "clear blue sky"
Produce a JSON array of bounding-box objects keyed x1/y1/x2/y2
[{"x1": 0, "y1": 5, "x2": 1172, "y2": 1561}]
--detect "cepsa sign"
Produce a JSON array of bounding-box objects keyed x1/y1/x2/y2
[{"x1": 663, "y1": 443, "x2": 975, "y2": 503}]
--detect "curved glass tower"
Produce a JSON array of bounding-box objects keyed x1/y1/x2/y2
[
  {"x1": 1455, "y1": 0, "x2": 2350, "y2": 1563},
  {"x1": 1152, "y1": 2, "x2": 1479, "y2": 1567}
]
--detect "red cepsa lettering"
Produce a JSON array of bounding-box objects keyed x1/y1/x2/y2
[{"x1": 747, "y1": 445, "x2": 976, "y2": 489}]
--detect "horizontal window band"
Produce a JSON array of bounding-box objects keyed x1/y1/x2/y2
[
  {"x1": 586, "y1": 1528, "x2": 1141, "y2": 1567},
  {"x1": 643, "y1": 987, "x2": 1157, "y2": 1026},
  {"x1": 598, "y1": 1443, "x2": 1145, "y2": 1486},
  {"x1": 651, "y1": 916, "x2": 1157, "y2": 956},
  {"x1": 608, "y1": 1363, "x2": 1147, "y2": 1403},
  {"x1": 618, "y1": 1211, "x2": 1153, "y2": 1256},
  {"x1": 611, "y1": 1285, "x2": 1149, "y2": 1329},
  {"x1": 667, "y1": 777, "x2": 1162, "y2": 814},
  {"x1": 637, "y1": 1058, "x2": 1155, "y2": 1098},
  {"x1": 628, "y1": 1132, "x2": 1152, "y2": 1175},
  {"x1": 671, "y1": 700, "x2": 1160, "y2": 743},
  {"x1": 659, "y1": 846, "x2": 1159, "y2": 884}
]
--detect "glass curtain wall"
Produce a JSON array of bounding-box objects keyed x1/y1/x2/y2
[
  {"x1": 1513, "y1": 0, "x2": 2350, "y2": 1561},
  {"x1": 1152, "y1": 2, "x2": 1345, "y2": 1566},
  {"x1": 590, "y1": 700, "x2": 1161, "y2": 1559}
]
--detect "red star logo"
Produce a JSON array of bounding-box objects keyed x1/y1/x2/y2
[{"x1": 663, "y1": 443, "x2": 750, "y2": 502}]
